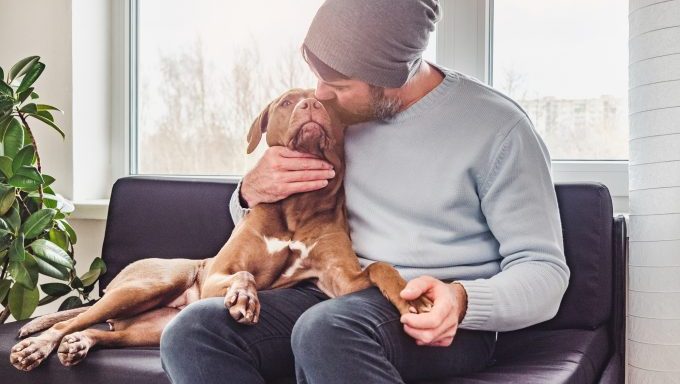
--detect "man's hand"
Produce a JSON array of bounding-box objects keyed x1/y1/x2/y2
[
  {"x1": 399, "y1": 276, "x2": 468, "y2": 347},
  {"x1": 240, "y1": 146, "x2": 335, "y2": 207}
]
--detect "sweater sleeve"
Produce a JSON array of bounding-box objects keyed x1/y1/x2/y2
[
  {"x1": 229, "y1": 178, "x2": 252, "y2": 227},
  {"x1": 457, "y1": 116, "x2": 570, "y2": 332}
]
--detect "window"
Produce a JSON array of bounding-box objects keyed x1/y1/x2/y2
[
  {"x1": 491, "y1": 0, "x2": 629, "y2": 161},
  {"x1": 132, "y1": 0, "x2": 436, "y2": 176},
  {"x1": 135, "y1": 0, "x2": 324, "y2": 175}
]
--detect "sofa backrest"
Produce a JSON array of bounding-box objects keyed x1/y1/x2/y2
[
  {"x1": 99, "y1": 176, "x2": 237, "y2": 296},
  {"x1": 100, "y1": 177, "x2": 615, "y2": 330}
]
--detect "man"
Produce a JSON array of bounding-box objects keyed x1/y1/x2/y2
[{"x1": 160, "y1": 0, "x2": 570, "y2": 383}]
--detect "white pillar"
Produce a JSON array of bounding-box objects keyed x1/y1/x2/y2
[{"x1": 628, "y1": 0, "x2": 680, "y2": 382}]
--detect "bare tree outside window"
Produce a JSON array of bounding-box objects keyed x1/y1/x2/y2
[{"x1": 137, "y1": 0, "x2": 322, "y2": 176}]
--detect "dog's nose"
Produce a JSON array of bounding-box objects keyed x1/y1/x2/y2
[{"x1": 299, "y1": 99, "x2": 322, "y2": 110}]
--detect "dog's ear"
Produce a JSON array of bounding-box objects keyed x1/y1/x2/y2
[{"x1": 246, "y1": 103, "x2": 271, "y2": 154}]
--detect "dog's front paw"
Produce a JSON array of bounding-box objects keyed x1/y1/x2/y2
[
  {"x1": 408, "y1": 296, "x2": 433, "y2": 314},
  {"x1": 224, "y1": 287, "x2": 260, "y2": 325}
]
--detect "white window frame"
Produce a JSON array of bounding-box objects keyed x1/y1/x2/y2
[{"x1": 109, "y1": 0, "x2": 629, "y2": 217}]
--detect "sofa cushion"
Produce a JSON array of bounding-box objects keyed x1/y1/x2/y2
[
  {"x1": 0, "y1": 317, "x2": 609, "y2": 384},
  {"x1": 421, "y1": 327, "x2": 610, "y2": 384},
  {"x1": 0, "y1": 317, "x2": 169, "y2": 384}
]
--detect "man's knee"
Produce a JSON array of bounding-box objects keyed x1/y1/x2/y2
[
  {"x1": 160, "y1": 297, "x2": 228, "y2": 360},
  {"x1": 291, "y1": 295, "x2": 372, "y2": 357}
]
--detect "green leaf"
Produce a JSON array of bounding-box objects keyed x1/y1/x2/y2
[
  {"x1": 36, "y1": 104, "x2": 63, "y2": 114},
  {"x1": 80, "y1": 268, "x2": 101, "y2": 287},
  {"x1": 9, "y1": 253, "x2": 38, "y2": 289},
  {"x1": 3, "y1": 118, "x2": 24, "y2": 158},
  {"x1": 90, "y1": 257, "x2": 106, "y2": 274},
  {"x1": 30, "y1": 238, "x2": 74, "y2": 268},
  {"x1": 17, "y1": 62, "x2": 45, "y2": 94},
  {"x1": 49, "y1": 228, "x2": 69, "y2": 251},
  {"x1": 0, "y1": 156, "x2": 13, "y2": 178},
  {"x1": 0, "y1": 185, "x2": 15, "y2": 215},
  {"x1": 8, "y1": 233, "x2": 25, "y2": 262},
  {"x1": 0, "y1": 81, "x2": 12, "y2": 97},
  {"x1": 0, "y1": 98, "x2": 13, "y2": 117},
  {"x1": 26, "y1": 112, "x2": 65, "y2": 139},
  {"x1": 40, "y1": 282, "x2": 71, "y2": 296},
  {"x1": 58, "y1": 296, "x2": 82, "y2": 311},
  {"x1": 0, "y1": 236, "x2": 14, "y2": 252},
  {"x1": 71, "y1": 276, "x2": 83, "y2": 289},
  {"x1": 0, "y1": 115, "x2": 14, "y2": 137},
  {"x1": 34, "y1": 254, "x2": 70, "y2": 280},
  {"x1": 19, "y1": 103, "x2": 37, "y2": 114},
  {"x1": 36, "y1": 110, "x2": 53, "y2": 122},
  {"x1": 8, "y1": 56, "x2": 39, "y2": 84},
  {"x1": 0, "y1": 66, "x2": 4, "y2": 82},
  {"x1": 12, "y1": 145, "x2": 35, "y2": 173},
  {"x1": 9, "y1": 174, "x2": 41, "y2": 190},
  {"x1": 14, "y1": 165, "x2": 41, "y2": 182},
  {"x1": 0, "y1": 279, "x2": 10, "y2": 302},
  {"x1": 6, "y1": 201, "x2": 20, "y2": 232},
  {"x1": 17, "y1": 87, "x2": 34, "y2": 105},
  {"x1": 21, "y1": 208, "x2": 56, "y2": 239},
  {"x1": 8, "y1": 283, "x2": 39, "y2": 320},
  {"x1": 38, "y1": 294, "x2": 60, "y2": 306},
  {"x1": 42, "y1": 174, "x2": 55, "y2": 187},
  {"x1": 61, "y1": 220, "x2": 77, "y2": 244}
]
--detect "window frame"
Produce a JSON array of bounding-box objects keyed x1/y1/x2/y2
[{"x1": 116, "y1": 0, "x2": 629, "y2": 212}]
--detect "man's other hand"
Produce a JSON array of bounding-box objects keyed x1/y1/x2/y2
[
  {"x1": 399, "y1": 276, "x2": 468, "y2": 347},
  {"x1": 240, "y1": 146, "x2": 335, "y2": 207}
]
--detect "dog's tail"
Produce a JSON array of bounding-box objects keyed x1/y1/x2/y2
[{"x1": 17, "y1": 306, "x2": 92, "y2": 338}]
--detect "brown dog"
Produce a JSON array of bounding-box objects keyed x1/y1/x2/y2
[{"x1": 9, "y1": 89, "x2": 431, "y2": 372}]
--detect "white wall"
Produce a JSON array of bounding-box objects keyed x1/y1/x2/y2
[{"x1": 0, "y1": 0, "x2": 108, "y2": 321}]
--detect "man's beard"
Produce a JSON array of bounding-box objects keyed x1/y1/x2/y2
[{"x1": 332, "y1": 86, "x2": 403, "y2": 125}]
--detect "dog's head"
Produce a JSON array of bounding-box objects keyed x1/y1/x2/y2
[{"x1": 246, "y1": 89, "x2": 343, "y2": 159}]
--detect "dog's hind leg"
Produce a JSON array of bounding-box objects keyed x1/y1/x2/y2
[
  {"x1": 10, "y1": 258, "x2": 200, "y2": 371},
  {"x1": 58, "y1": 307, "x2": 180, "y2": 367}
]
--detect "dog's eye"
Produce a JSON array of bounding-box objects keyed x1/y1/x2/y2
[{"x1": 281, "y1": 100, "x2": 292, "y2": 107}]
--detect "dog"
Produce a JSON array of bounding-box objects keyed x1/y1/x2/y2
[{"x1": 9, "y1": 89, "x2": 431, "y2": 372}]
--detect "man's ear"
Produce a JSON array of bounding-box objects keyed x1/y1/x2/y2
[{"x1": 246, "y1": 103, "x2": 270, "y2": 154}]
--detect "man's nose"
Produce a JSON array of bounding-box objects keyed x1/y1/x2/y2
[{"x1": 314, "y1": 81, "x2": 335, "y2": 101}]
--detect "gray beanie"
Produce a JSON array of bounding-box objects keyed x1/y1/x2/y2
[{"x1": 304, "y1": 0, "x2": 441, "y2": 88}]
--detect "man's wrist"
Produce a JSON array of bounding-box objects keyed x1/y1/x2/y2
[
  {"x1": 450, "y1": 281, "x2": 468, "y2": 323},
  {"x1": 238, "y1": 176, "x2": 254, "y2": 208}
]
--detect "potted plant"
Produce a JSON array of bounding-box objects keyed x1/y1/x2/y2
[{"x1": 0, "y1": 56, "x2": 106, "y2": 323}]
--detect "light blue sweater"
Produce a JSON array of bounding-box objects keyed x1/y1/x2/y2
[{"x1": 229, "y1": 65, "x2": 570, "y2": 332}]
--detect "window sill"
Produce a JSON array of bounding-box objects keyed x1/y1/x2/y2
[{"x1": 71, "y1": 199, "x2": 110, "y2": 220}]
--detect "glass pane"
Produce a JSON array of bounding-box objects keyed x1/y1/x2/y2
[
  {"x1": 492, "y1": 0, "x2": 629, "y2": 160},
  {"x1": 136, "y1": 0, "x2": 324, "y2": 175}
]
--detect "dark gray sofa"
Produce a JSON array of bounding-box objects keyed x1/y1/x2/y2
[{"x1": 0, "y1": 176, "x2": 627, "y2": 383}]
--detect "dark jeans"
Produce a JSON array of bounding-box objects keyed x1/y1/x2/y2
[{"x1": 160, "y1": 282, "x2": 496, "y2": 384}]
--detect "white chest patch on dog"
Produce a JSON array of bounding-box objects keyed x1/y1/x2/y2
[
  {"x1": 263, "y1": 236, "x2": 291, "y2": 254},
  {"x1": 283, "y1": 240, "x2": 317, "y2": 277}
]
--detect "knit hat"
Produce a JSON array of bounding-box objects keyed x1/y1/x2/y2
[{"x1": 303, "y1": 0, "x2": 441, "y2": 88}]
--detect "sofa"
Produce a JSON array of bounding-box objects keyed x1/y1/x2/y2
[{"x1": 0, "y1": 176, "x2": 627, "y2": 383}]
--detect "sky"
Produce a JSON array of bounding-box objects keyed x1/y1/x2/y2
[
  {"x1": 493, "y1": 0, "x2": 629, "y2": 99},
  {"x1": 138, "y1": 0, "x2": 627, "y2": 100}
]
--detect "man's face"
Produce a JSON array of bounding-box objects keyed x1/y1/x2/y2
[{"x1": 313, "y1": 77, "x2": 402, "y2": 125}]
